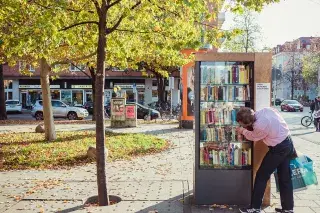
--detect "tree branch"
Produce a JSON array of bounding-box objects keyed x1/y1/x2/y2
[
  {"x1": 106, "y1": 0, "x2": 122, "y2": 9},
  {"x1": 91, "y1": 0, "x2": 101, "y2": 16},
  {"x1": 59, "y1": 21, "x2": 99, "y2": 31},
  {"x1": 106, "y1": 1, "x2": 141, "y2": 34},
  {"x1": 51, "y1": 51, "x2": 97, "y2": 67},
  {"x1": 71, "y1": 62, "x2": 92, "y2": 79}
]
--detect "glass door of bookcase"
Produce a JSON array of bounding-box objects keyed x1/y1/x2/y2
[{"x1": 199, "y1": 61, "x2": 253, "y2": 170}]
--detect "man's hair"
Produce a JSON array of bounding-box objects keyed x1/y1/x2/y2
[{"x1": 236, "y1": 107, "x2": 255, "y2": 125}]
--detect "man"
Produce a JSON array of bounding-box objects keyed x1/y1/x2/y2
[
  {"x1": 236, "y1": 107, "x2": 295, "y2": 213},
  {"x1": 310, "y1": 100, "x2": 315, "y2": 114}
]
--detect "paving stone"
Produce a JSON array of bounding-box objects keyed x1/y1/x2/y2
[
  {"x1": 312, "y1": 207, "x2": 320, "y2": 213},
  {"x1": 2, "y1": 200, "x2": 84, "y2": 213},
  {"x1": 294, "y1": 199, "x2": 319, "y2": 207}
]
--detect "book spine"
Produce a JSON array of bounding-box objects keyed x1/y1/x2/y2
[
  {"x1": 248, "y1": 149, "x2": 252, "y2": 165},
  {"x1": 234, "y1": 146, "x2": 239, "y2": 166},
  {"x1": 200, "y1": 148, "x2": 204, "y2": 165}
]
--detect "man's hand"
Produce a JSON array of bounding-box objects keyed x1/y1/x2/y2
[{"x1": 236, "y1": 126, "x2": 245, "y2": 134}]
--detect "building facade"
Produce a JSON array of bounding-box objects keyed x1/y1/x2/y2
[
  {"x1": 3, "y1": 63, "x2": 181, "y2": 108},
  {"x1": 272, "y1": 37, "x2": 320, "y2": 101}
]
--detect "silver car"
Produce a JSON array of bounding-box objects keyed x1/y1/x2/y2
[{"x1": 31, "y1": 100, "x2": 89, "y2": 120}]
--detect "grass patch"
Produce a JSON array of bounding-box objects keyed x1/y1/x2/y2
[{"x1": 0, "y1": 131, "x2": 169, "y2": 171}]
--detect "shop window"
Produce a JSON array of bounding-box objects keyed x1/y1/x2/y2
[
  {"x1": 51, "y1": 90, "x2": 60, "y2": 100},
  {"x1": 70, "y1": 64, "x2": 86, "y2": 72},
  {"x1": 61, "y1": 90, "x2": 72, "y2": 105},
  {"x1": 152, "y1": 90, "x2": 158, "y2": 98},
  {"x1": 72, "y1": 90, "x2": 83, "y2": 106}
]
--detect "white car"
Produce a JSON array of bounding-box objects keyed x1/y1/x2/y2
[
  {"x1": 5, "y1": 100, "x2": 22, "y2": 113},
  {"x1": 31, "y1": 100, "x2": 89, "y2": 120}
]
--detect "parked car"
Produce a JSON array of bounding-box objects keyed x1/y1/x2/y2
[
  {"x1": 83, "y1": 101, "x2": 110, "y2": 117},
  {"x1": 127, "y1": 102, "x2": 160, "y2": 120},
  {"x1": 275, "y1": 98, "x2": 284, "y2": 106},
  {"x1": 32, "y1": 100, "x2": 89, "y2": 120},
  {"x1": 280, "y1": 100, "x2": 303, "y2": 112},
  {"x1": 5, "y1": 100, "x2": 22, "y2": 113}
]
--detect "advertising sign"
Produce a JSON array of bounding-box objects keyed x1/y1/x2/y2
[
  {"x1": 111, "y1": 98, "x2": 125, "y2": 120},
  {"x1": 126, "y1": 105, "x2": 136, "y2": 119}
]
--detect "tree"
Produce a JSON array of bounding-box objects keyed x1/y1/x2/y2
[
  {"x1": 1, "y1": 0, "x2": 280, "y2": 207},
  {"x1": 281, "y1": 52, "x2": 304, "y2": 99},
  {"x1": 222, "y1": 9, "x2": 261, "y2": 52},
  {"x1": 0, "y1": 1, "x2": 96, "y2": 140}
]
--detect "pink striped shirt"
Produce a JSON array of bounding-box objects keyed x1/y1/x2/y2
[{"x1": 242, "y1": 107, "x2": 290, "y2": 147}]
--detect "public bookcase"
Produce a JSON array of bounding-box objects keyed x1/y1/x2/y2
[{"x1": 193, "y1": 52, "x2": 272, "y2": 206}]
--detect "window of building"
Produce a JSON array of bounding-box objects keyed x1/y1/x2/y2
[
  {"x1": 4, "y1": 81, "x2": 12, "y2": 89},
  {"x1": 152, "y1": 80, "x2": 157, "y2": 87},
  {"x1": 61, "y1": 90, "x2": 72, "y2": 105},
  {"x1": 69, "y1": 64, "x2": 86, "y2": 72},
  {"x1": 51, "y1": 90, "x2": 60, "y2": 100},
  {"x1": 19, "y1": 61, "x2": 35, "y2": 72},
  {"x1": 5, "y1": 92, "x2": 12, "y2": 100},
  {"x1": 152, "y1": 90, "x2": 158, "y2": 98},
  {"x1": 72, "y1": 90, "x2": 83, "y2": 106}
]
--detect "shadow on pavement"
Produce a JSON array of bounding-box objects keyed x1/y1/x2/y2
[{"x1": 56, "y1": 205, "x2": 84, "y2": 213}]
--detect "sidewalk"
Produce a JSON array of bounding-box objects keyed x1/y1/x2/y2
[{"x1": 0, "y1": 124, "x2": 320, "y2": 212}]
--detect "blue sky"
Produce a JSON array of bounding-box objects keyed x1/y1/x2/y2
[{"x1": 222, "y1": 0, "x2": 320, "y2": 48}]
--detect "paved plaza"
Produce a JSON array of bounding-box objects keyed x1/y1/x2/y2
[{"x1": 0, "y1": 108, "x2": 319, "y2": 212}]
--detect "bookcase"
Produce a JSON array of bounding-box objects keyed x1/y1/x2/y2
[{"x1": 194, "y1": 53, "x2": 272, "y2": 206}]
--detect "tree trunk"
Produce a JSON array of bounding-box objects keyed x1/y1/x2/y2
[
  {"x1": 89, "y1": 67, "x2": 96, "y2": 121},
  {"x1": 96, "y1": 4, "x2": 109, "y2": 206},
  {"x1": 291, "y1": 70, "x2": 294, "y2": 99},
  {"x1": 0, "y1": 64, "x2": 7, "y2": 120},
  {"x1": 157, "y1": 77, "x2": 166, "y2": 103},
  {"x1": 40, "y1": 58, "x2": 56, "y2": 141}
]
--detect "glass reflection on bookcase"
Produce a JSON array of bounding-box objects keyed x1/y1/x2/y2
[{"x1": 199, "y1": 61, "x2": 253, "y2": 170}]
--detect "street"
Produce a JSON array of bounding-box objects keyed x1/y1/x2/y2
[
  {"x1": 6, "y1": 110, "x2": 95, "y2": 121},
  {"x1": 276, "y1": 106, "x2": 319, "y2": 145}
]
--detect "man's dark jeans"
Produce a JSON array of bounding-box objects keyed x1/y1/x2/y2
[{"x1": 252, "y1": 136, "x2": 294, "y2": 210}]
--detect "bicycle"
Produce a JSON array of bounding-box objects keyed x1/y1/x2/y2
[{"x1": 301, "y1": 111, "x2": 314, "y2": 127}]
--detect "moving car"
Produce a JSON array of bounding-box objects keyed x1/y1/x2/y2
[
  {"x1": 280, "y1": 100, "x2": 303, "y2": 112},
  {"x1": 127, "y1": 102, "x2": 160, "y2": 120},
  {"x1": 5, "y1": 100, "x2": 22, "y2": 113},
  {"x1": 32, "y1": 100, "x2": 89, "y2": 120}
]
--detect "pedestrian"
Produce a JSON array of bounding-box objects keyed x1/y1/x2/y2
[
  {"x1": 310, "y1": 100, "x2": 315, "y2": 114},
  {"x1": 314, "y1": 97, "x2": 320, "y2": 132},
  {"x1": 236, "y1": 107, "x2": 296, "y2": 213}
]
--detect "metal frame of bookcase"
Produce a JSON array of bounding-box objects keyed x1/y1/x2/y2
[{"x1": 194, "y1": 59, "x2": 255, "y2": 205}]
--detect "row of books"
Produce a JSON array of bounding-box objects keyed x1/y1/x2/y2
[
  {"x1": 201, "y1": 85, "x2": 250, "y2": 102},
  {"x1": 201, "y1": 65, "x2": 250, "y2": 84},
  {"x1": 200, "y1": 108, "x2": 240, "y2": 126},
  {"x1": 200, "y1": 144, "x2": 251, "y2": 166},
  {"x1": 200, "y1": 127, "x2": 245, "y2": 143}
]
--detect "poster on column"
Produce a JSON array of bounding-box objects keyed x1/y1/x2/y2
[{"x1": 255, "y1": 83, "x2": 271, "y2": 111}]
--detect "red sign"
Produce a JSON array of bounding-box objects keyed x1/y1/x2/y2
[{"x1": 126, "y1": 105, "x2": 135, "y2": 119}]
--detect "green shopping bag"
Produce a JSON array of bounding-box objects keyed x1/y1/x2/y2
[
  {"x1": 274, "y1": 156, "x2": 318, "y2": 193},
  {"x1": 292, "y1": 156, "x2": 318, "y2": 186}
]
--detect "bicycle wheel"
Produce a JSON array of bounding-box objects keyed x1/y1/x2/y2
[{"x1": 301, "y1": 116, "x2": 313, "y2": 127}]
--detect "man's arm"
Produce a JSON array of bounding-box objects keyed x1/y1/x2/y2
[{"x1": 237, "y1": 119, "x2": 269, "y2": 142}]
